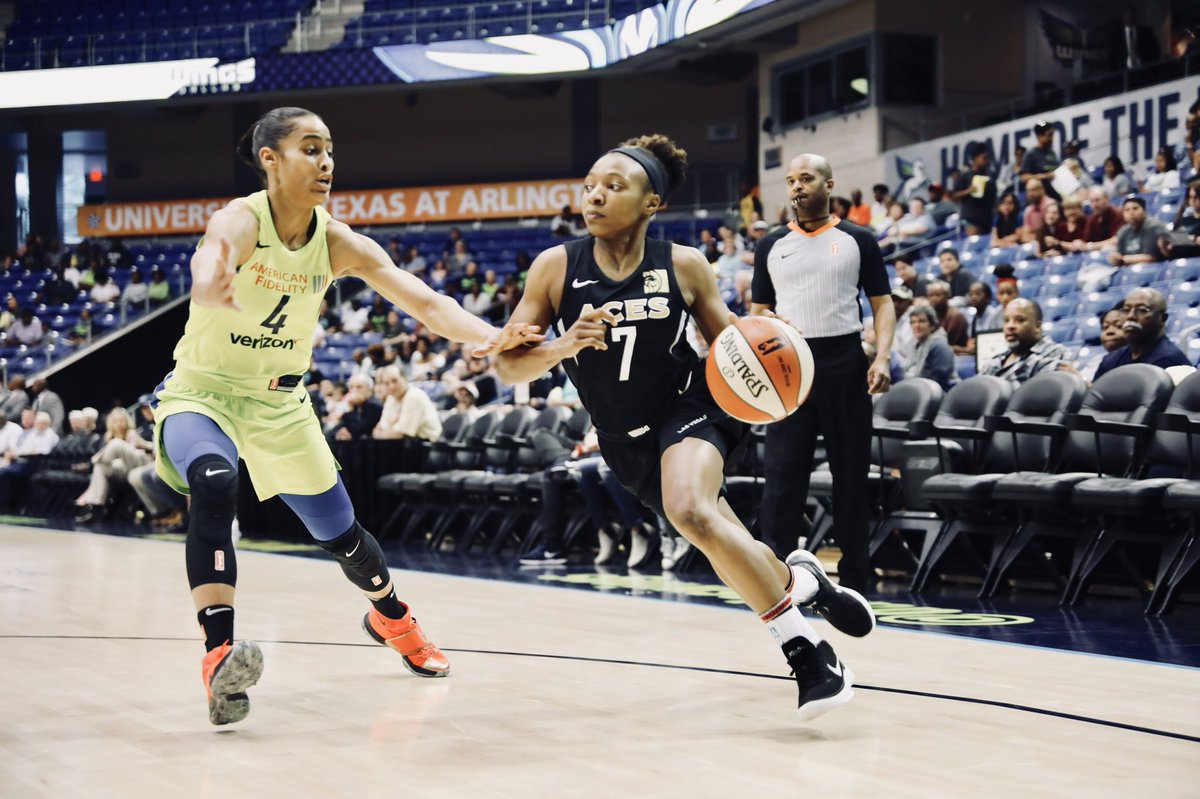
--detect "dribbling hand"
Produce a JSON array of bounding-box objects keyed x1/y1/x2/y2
[
  {"x1": 192, "y1": 236, "x2": 241, "y2": 311},
  {"x1": 732, "y1": 310, "x2": 803, "y2": 335},
  {"x1": 472, "y1": 322, "x2": 546, "y2": 358},
  {"x1": 558, "y1": 307, "x2": 618, "y2": 358}
]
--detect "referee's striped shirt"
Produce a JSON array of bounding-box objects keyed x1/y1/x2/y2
[{"x1": 752, "y1": 217, "x2": 890, "y2": 339}]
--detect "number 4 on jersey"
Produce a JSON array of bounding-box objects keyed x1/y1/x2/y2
[{"x1": 260, "y1": 295, "x2": 290, "y2": 335}]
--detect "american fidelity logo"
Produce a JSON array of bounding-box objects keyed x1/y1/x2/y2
[{"x1": 718, "y1": 328, "x2": 770, "y2": 398}]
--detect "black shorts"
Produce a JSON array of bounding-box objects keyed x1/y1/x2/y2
[{"x1": 595, "y1": 387, "x2": 746, "y2": 519}]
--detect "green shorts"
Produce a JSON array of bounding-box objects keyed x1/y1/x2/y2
[{"x1": 153, "y1": 375, "x2": 339, "y2": 501}]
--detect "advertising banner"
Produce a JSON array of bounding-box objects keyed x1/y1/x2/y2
[{"x1": 77, "y1": 177, "x2": 586, "y2": 236}]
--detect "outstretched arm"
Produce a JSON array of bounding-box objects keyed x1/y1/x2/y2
[
  {"x1": 190, "y1": 200, "x2": 260, "y2": 310},
  {"x1": 328, "y1": 220, "x2": 541, "y2": 357}
]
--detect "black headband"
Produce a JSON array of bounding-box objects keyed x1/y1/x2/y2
[{"x1": 609, "y1": 146, "x2": 669, "y2": 200}]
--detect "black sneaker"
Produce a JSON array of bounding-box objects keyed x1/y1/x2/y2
[
  {"x1": 518, "y1": 547, "x2": 568, "y2": 567},
  {"x1": 786, "y1": 549, "x2": 876, "y2": 637},
  {"x1": 783, "y1": 637, "x2": 855, "y2": 722}
]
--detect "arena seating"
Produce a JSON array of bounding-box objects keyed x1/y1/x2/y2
[{"x1": 2, "y1": 0, "x2": 656, "y2": 70}]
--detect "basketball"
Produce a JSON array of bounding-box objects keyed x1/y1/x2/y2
[{"x1": 705, "y1": 316, "x2": 815, "y2": 424}]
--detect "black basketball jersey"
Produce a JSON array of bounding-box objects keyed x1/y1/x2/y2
[{"x1": 553, "y1": 237, "x2": 701, "y2": 438}]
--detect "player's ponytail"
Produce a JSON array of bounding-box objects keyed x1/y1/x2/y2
[{"x1": 235, "y1": 107, "x2": 319, "y2": 187}]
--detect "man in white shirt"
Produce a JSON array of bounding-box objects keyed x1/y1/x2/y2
[
  {"x1": 0, "y1": 410, "x2": 59, "y2": 509},
  {"x1": 373, "y1": 366, "x2": 443, "y2": 442},
  {"x1": 0, "y1": 410, "x2": 22, "y2": 454}
]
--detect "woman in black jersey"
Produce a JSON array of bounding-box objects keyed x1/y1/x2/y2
[{"x1": 497, "y1": 135, "x2": 875, "y2": 721}]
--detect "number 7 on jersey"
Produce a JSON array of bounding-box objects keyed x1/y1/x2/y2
[{"x1": 611, "y1": 325, "x2": 637, "y2": 382}]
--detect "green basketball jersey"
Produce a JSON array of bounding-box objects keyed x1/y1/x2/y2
[{"x1": 171, "y1": 190, "x2": 332, "y2": 397}]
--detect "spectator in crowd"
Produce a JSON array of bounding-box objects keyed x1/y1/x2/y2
[
  {"x1": 1108, "y1": 196, "x2": 1168, "y2": 267},
  {"x1": 960, "y1": 281, "x2": 1003, "y2": 355},
  {"x1": 147, "y1": 269, "x2": 171, "y2": 304},
  {"x1": 480, "y1": 269, "x2": 501, "y2": 300},
  {"x1": 427, "y1": 259, "x2": 449, "y2": 291},
  {"x1": 1062, "y1": 138, "x2": 1089, "y2": 174},
  {"x1": 451, "y1": 381, "x2": 479, "y2": 415},
  {"x1": 716, "y1": 223, "x2": 744, "y2": 253},
  {"x1": 740, "y1": 220, "x2": 771, "y2": 263},
  {"x1": 29, "y1": 378, "x2": 64, "y2": 434},
  {"x1": 550, "y1": 205, "x2": 586, "y2": 238},
  {"x1": 925, "y1": 183, "x2": 958, "y2": 227},
  {"x1": 993, "y1": 263, "x2": 1021, "y2": 308},
  {"x1": 937, "y1": 247, "x2": 975, "y2": 298},
  {"x1": 0, "y1": 296, "x2": 17, "y2": 332},
  {"x1": 73, "y1": 407, "x2": 154, "y2": 523},
  {"x1": 894, "y1": 259, "x2": 928, "y2": 297},
  {"x1": 696, "y1": 228, "x2": 720, "y2": 263},
  {"x1": 1078, "y1": 305, "x2": 1129, "y2": 382},
  {"x1": 0, "y1": 410, "x2": 59, "y2": 510},
  {"x1": 889, "y1": 285, "x2": 917, "y2": 366},
  {"x1": 1055, "y1": 196, "x2": 1090, "y2": 251},
  {"x1": 1184, "y1": 100, "x2": 1200, "y2": 173},
  {"x1": 868, "y1": 183, "x2": 891, "y2": 229},
  {"x1": 980, "y1": 299, "x2": 1068, "y2": 386},
  {"x1": 43, "y1": 238, "x2": 65, "y2": 270},
  {"x1": 121, "y1": 269, "x2": 148, "y2": 307},
  {"x1": 5, "y1": 307, "x2": 43, "y2": 346},
  {"x1": 0, "y1": 375, "x2": 29, "y2": 420},
  {"x1": 875, "y1": 201, "x2": 906, "y2": 255},
  {"x1": 1094, "y1": 288, "x2": 1189, "y2": 380},
  {"x1": 1021, "y1": 120, "x2": 1061, "y2": 201},
  {"x1": 129, "y1": 459, "x2": 187, "y2": 531},
  {"x1": 997, "y1": 145, "x2": 1027, "y2": 196},
  {"x1": 897, "y1": 197, "x2": 936, "y2": 253},
  {"x1": 67, "y1": 308, "x2": 94, "y2": 347},
  {"x1": 992, "y1": 192, "x2": 1025, "y2": 246},
  {"x1": 1142, "y1": 146, "x2": 1181, "y2": 193},
  {"x1": 950, "y1": 141, "x2": 998, "y2": 236},
  {"x1": 328, "y1": 373, "x2": 383, "y2": 441},
  {"x1": 367, "y1": 295, "x2": 389, "y2": 332},
  {"x1": 903, "y1": 305, "x2": 957, "y2": 390},
  {"x1": 462, "y1": 282, "x2": 492, "y2": 318},
  {"x1": 372, "y1": 366, "x2": 442, "y2": 442},
  {"x1": 0, "y1": 410, "x2": 21, "y2": 455},
  {"x1": 90, "y1": 270, "x2": 120, "y2": 304},
  {"x1": 442, "y1": 226, "x2": 468, "y2": 258},
  {"x1": 339, "y1": 297, "x2": 369, "y2": 334},
  {"x1": 400, "y1": 245, "x2": 427, "y2": 276},
  {"x1": 1162, "y1": 180, "x2": 1200, "y2": 259},
  {"x1": 1083, "y1": 186, "x2": 1125, "y2": 249},
  {"x1": 410, "y1": 336, "x2": 445, "y2": 381},
  {"x1": 384, "y1": 238, "x2": 403, "y2": 267},
  {"x1": 926, "y1": 279, "x2": 969, "y2": 347},
  {"x1": 846, "y1": 189, "x2": 872, "y2": 227},
  {"x1": 105, "y1": 237, "x2": 132, "y2": 269},
  {"x1": 380, "y1": 310, "x2": 407, "y2": 344},
  {"x1": 1022, "y1": 178, "x2": 1052, "y2": 232},
  {"x1": 448, "y1": 239, "x2": 472, "y2": 271},
  {"x1": 714, "y1": 238, "x2": 745, "y2": 285},
  {"x1": 1034, "y1": 201, "x2": 1066, "y2": 257},
  {"x1": 317, "y1": 298, "x2": 341, "y2": 332},
  {"x1": 1102, "y1": 155, "x2": 1135, "y2": 200},
  {"x1": 1109, "y1": 5, "x2": 1161, "y2": 70},
  {"x1": 830, "y1": 196, "x2": 851, "y2": 219},
  {"x1": 457, "y1": 260, "x2": 481, "y2": 294}
]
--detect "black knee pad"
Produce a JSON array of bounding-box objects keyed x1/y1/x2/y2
[
  {"x1": 185, "y1": 455, "x2": 239, "y2": 589},
  {"x1": 317, "y1": 521, "x2": 391, "y2": 594}
]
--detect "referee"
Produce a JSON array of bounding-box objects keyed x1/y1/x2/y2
[{"x1": 751, "y1": 153, "x2": 895, "y2": 593}]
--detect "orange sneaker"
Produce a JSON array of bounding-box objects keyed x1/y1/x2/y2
[
  {"x1": 362, "y1": 608, "x2": 450, "y2": 678},
  {"x1": 201, "y1": 640, "x2": 264, "y2": 725}
]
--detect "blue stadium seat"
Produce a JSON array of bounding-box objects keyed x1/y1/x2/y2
[
  {"x1": 1037, "y1": 275, "x2": 1078, "y2": 300},
  {"x1": 1076, "y1": 291, "x2": 1118, "y2": 317},
  {"x1": 985, "y1": 246, "x2": 1018, "y2": 265},
  {"x1": 1044, "y1": 254, "x2": 1083, "y2": 278},
  {"x1": 1042, "y1": 316, "x2": 1082, "y2": 344},
  {"x1": 1042, "y1": 293, "x2": 1081, "y2": 322},
  {"x1": 1165, "y1": 257, "x2": 1200, "y2": 284},
  {"x1": 1111, "y1": 262, "x2": 1166, "y2": 289},
  {"x1": 1075, "y1": 315, "x2": 1102, "y2": 344},
  {"x1": 1168, "y1": 281, "x2": 1200, "y2": 309},
  {"x1": 1012, "y1": 259, "x2": 1045, "y2": 280}
]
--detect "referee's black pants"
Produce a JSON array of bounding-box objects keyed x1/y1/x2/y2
[{"x1": 760, "y1": 333, "x2": 873, "y2": 591}]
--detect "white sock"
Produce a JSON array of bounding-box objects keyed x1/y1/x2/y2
[{"x1": 760, "y1": 599, "x2": 822, "y2": 647}]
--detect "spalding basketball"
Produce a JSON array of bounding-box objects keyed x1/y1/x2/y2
[{"x1": 705, "y1": 316, "x2": 815, "y2": 423}]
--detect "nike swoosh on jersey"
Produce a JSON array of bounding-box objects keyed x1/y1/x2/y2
[
  {"x1": 204, "y1": 607, "x2": 232, "y2": 616},
  {"x1": 255, "y1": 243, "x2": 270, "y2": 248},
  {"x1": 345, "y1": 541, "x2": 361, "y2": 558},
  {"x1": 572, "y1": 278, "x2": 599, "y2": 288}
]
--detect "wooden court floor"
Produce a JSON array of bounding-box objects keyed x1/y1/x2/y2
[{"x1": 1, "y1": 527, "x2": 1197, "y2": 798}]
